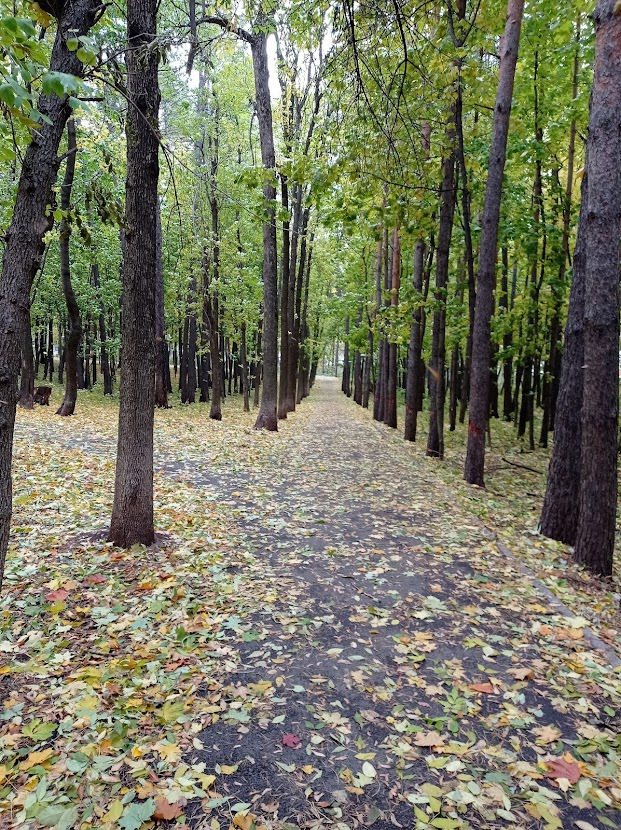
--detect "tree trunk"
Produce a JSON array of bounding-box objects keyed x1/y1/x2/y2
[
  {"x1": 19, "y1": 312, "x2": 35, "y2": 409},
  {"x1": 540, "y1": 172, "x2": 588, "y2": 544},
  {"x1": 427, "y1": 142, "x2": 456, "y2": 459},
  {"x1": 92, "y1": 263, "x2": 113, "y2": 396},
  {"x1": 573, "y1": 0, "x2": 621, "y2": 576},
  {"x1": 241, "y1": 322, "x2": 250, "y2": 412},
  {"x1": 342, "y1": 315, "x2": 351, "y2": 396},
  {"x1": 405, "y1": 239, "x2": 425, "y2": 441},
  {"x1": 500, "y1": 247, "x2": 514, "y2": 420},
  {"x1": 109, "y1": 0, "x2": 159, "y2": 548},
  {"x1": 0, "y1": 0, "x2": 101, "y2": 587},
  {"x1": 252, "y1": 26, "x2": 278, "y2": 431},
  {"x1": 372, "y1": 239, "x2": 384, "y2": 421},
  {"x1": 56, "y1": 119, "x2": 81, "y2": 417},
  {"x1": 464, "y1": 0, "x2": 524, "y2": 485},
  {"x1": 385, "y1": 228, "x2": 400, "y2": 428},
  {"x1": 254, "y1": 315, "x2": 262, "y2": 408},
  {"x1": 154, "y1": 202, "x2": 169, "y2": 408},
  {"x1": 540, "y1": 18, "x2": 580, "y2": 446},
  {"x1": 278, "y1": 176, "x2": 291, "y2": 420}
]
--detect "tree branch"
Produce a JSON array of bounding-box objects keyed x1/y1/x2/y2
[{"x1": 195, "y1": 15, "x2": 254, "y2": 45}]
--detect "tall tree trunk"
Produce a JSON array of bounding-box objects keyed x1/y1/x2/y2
[
  {"x1": 405, "y1": 239, "x2": 426, "y2": 441},
  {"x1": 540, "y1": 18, "x2": 580, "y2": 446},
  {"x1": 154, "y1": 202, "x2": 168, "y2": 408},
  {"x1": 58, "y1": 323, "x2": 65, "y2": 386},
  {"x1": 19, "y1": 312, "x2": 35, "y2": 409},
  {"x1": 385, "y1": 228, "x2": 400, "y2": 428},
  {"x1": 288, "y1": 207, "x2": 309, "y2": 412},
  {"x1": 0, "y1": 0, "x2": 102, "y2": 588},
  {"x1": 92, "y1": 263, "x2": 113, "y2": 396},
  {"x1": 296, "y1": 235, "x2": 313, "y2": 405},
  {"x1": 455, "y1": 65, "x2": 476, "y2": 425},
  {"x1": 254, "y1": 314, "x2": 262, "y2": 408},
  {"x1": 109, "y1": 0, "x2": 159, "y2": 547},
  {"x1": 278, "y1": 176, "x2": 291, "y2": 420},
  {"x1": 252, "y1": 24, "x2": 278, "y2": 431},
  {"x1": 573, "y1": 0, "x2": 621, "y2": 576},
  {"x1": 427, "y1": 141, "x2": 457, "y2": 459},
  {"x1": 241, "y1": 322, "x2": 250, "y2": 412},
  {"x1": 57, "y1": 119, "x2": 81, "y2": 417},
  {"x1": 372, "y1": 239, "x2": 384, "y2": 421},
  {"x1": 47, "y1": 319, "x2": 54, "y2": 382},
  {"x1": 500, "y1": 247, "x2": 514, "y2": 420},
  {"x1": 464, "y1": 0, "x2": 524, "y2": 485},
  {"x1": 540, "y1": 172, "x2": 588, "y2": 544},
  {"x1": 342, "y1": 315, "x2": 351, "y2": 396}
]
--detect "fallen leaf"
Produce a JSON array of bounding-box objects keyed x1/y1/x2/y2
[
  {"x1": 414, "y1": 730, "x2": 444, "y2": 747},
  {"x1": 282, "y1": 734, "x2": 301, "y2": 748},
  {"x1": 468, "y1": 682, "x2": 495, "y2": 694},
  {"x1": 153, "y1": 797, "x2": 185, "y2": 821},
  {"x1": 544, "y1": 755, "x2": 582, "y2": 785}
]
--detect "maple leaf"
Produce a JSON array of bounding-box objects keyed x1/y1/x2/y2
[
  {"x1": 84, "y1": 573, "x2": 106, "y2": 584},
  {"x1": 468, "y1": 682, "x2": 495, "y2": 694},
  {"x1": 153, "y1": 796, "x2": 185, "y2": 821},
  {"x1": 508, "y1": 666, "x2": 534, "y2": 680},
  {"x1": 45, "y1": 588, "x2": 69, "y2": 602},
  {"x1": 282, "y1": 734, "x2": 301, "y2": 748},
  {"x1": 544, "y1": 755, "x2": 582, "y2": 784},
  {"x1": 414, "y1": 730, "x2": 444, "y2": 747}
]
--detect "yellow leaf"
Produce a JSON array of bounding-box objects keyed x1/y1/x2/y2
[
  {"x1": 156, "y1": 742, "x2": 181, "y2": 763},
  {"x1": 219, "y1": 764, "x2": 238, "y2": 775},
  {"x1": 19, "y1": 748, "x2": 54, "y2": 771},
  {"x1": 301, "y1": 765, "x2": 315, "y2": 774},
  {"x1": 102, "y1": 799, "x2": 124, "y2": 823}
]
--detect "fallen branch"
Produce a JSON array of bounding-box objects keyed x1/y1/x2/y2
[{"x1": 501, "y1": 456, "x2": 543, "y2": 475}]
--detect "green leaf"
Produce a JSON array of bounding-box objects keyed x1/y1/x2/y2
[{"x1": 118, "y1": 798, "x2": 155, "y2": 830}]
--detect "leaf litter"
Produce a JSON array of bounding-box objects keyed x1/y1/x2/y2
[{"x1": 1, "y1": 379, "x2": 620, "y2": 830}]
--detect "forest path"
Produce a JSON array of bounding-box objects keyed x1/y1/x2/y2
[
  {"x1": 167, "y1": 379, "x2": 621, "y2": 830},
  {"x1": 7, "y1": 379, "x2": 621, "y2": 830}
]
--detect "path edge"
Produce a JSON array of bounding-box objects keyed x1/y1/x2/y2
[{"x1": 364, "y1": 415, "x2": 621, "y2": 670}]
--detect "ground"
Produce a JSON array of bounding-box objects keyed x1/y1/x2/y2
[{"x1": 1, "y1": 378, "x2": 620, "y2": 830}]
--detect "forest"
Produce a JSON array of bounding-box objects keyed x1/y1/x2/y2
[{"x1": 1, "y1": 0, "x2": 621, "y2": 829}]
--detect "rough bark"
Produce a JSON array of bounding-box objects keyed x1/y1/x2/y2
[
  {"x1": 385, "y1": 228, "x2": 400, "y2": 429},
  {"x1": 404, "y1": 239, "x2": 425, "y2": 442},
  {"x1": 154, "y1": 202, "x2": 168, "y2": 408},
  {"x1": 573, "y1": 0, "x2": 621, "y2": 576},
  {"x1": 56, "y1": 119, "x2": 81, "y2": 416},
  {"x1": 278, "y1": 175, "x2": 290, "y2": 420},
  {"x1": 19, "y1": 312, "x2": 35, "y2": 410},
  {"x1": 427, "y1": 142, "x2": 456, "y2": 459},
  {"x1": 0, "y1": 0, "x2": 102, "y2": 588},
  {"x1": 540, "y1": 172, "x2": 588, "y2": 544},
  {"x1": 252, "y1": 24, "x2": 279, "y2": 431},
  {"x1": 109, "y1": 0, "x2": 159, "y2": 547},
  {"x1": 464, "y1": 0, "x2": 524, "y2": 485},
  {"x1": 92, "y1": 263, "x2": 112, "y2": 396}
]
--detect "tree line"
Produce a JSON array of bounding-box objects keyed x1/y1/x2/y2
[{"x1": 0, "y1": 0, "x2": 619, "y2": 590}]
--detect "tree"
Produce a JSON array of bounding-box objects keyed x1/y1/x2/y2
[
  {"x1": 108, "y1": 0, "x2": 160, "y2": 547},
  {"x1": 0, "y1": 0, "x2": 103, "y2": 590},
  {"x1": 464, "y1": 0, "x2": 525, "y2": 486},
  {"x1": 572, "y1": 0, "x2": 621, "y2": 576},
  {"x1": 56, "y1": 119, "x2": 82, "y2": 417}
]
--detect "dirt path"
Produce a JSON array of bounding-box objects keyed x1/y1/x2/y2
[
  {"x1": 167, "y1": 380, "x2": 620, "y2": 830},
  {"x1": 8, "y1": 379, "x2": 621, "y2": 830}
]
